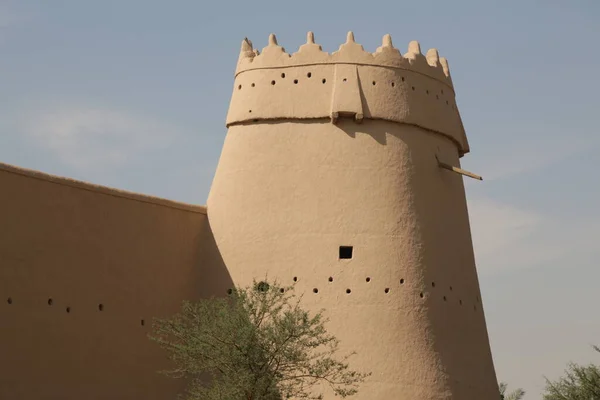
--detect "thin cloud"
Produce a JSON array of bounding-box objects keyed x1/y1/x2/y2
[
  {"x1": 0, "y1": 5, "x2": 16, "y2": 28},
  {"x1": 0, "y1": 0, "x2": 28, "y2": 30},
  {"x1": 23, "y1": 107, "x2": 181, "y2": 172},
  {"x1": 468, "y1": 195, "x2": 600, "y2": 274},
  {"x1": 468, "y1": 133, "x2": 597, "y2": 182},
  {"x1": 469, "y1": 196, "x2": 542, "y2": 266},
  {"x1": 0, "y1": 3, "x2": 18, "y2": 43}
]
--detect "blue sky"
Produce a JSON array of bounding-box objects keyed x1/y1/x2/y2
[{"x1": 1, "y1": 0, "x2": 599, "y2": 396}]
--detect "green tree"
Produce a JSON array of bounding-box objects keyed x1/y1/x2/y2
[
  {"x1": 543, "y1": 345, "x2": 600, "y2": 400},
  {"x1": 499, "y1": 381, "x2": 526, "y2": 400},
  {"x1": 150, "y1": 280, "x2": 370, "y2": 400}
]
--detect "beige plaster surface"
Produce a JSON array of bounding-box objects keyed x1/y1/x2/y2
[
  {"x1": 0, "y1": 163, "x2": 232, "y2": 400},
  {"x1": 209, "y1": 33, "x2": 498, "y2": 399}
]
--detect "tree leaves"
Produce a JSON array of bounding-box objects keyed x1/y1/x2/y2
[
  {"x1": 499, "y1": 381, "x2": 526, "y2": 400},
  {"x1": 543, "y1": 345, "x2": 600, "y2": 400},
  {"x1": 149, "y1": 279, "x2": 370, "y2": 400}
]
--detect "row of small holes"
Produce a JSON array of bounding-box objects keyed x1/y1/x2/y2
[
  {"x1": 292, "y1": 277, "x2": 479, "y2": 310},
  {"x1": 5, "y1": 298, "x2": 145, "y2": 325},
  {"x1": 314, "y1": 277, "x2": 454, "y2": 290},
  {"x1": 238, "y1": 72, "x2": 327, "y2": 91},
  {"x1": 363, "y1": 78, "x2": 454, "y2": 108},
  {"x1": 309, "y1": 287, "x2": 472, "y2": 305},
  {"x1": 339, "y1": 76, "x2": 449, "y2": 102},
  {"x1": 240, "y1": 75, "x2": 455, "y2": 110}
]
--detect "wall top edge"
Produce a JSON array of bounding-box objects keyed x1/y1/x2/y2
[{"x1": 0, "y1": 162, "x2": 207, "y2": 214}]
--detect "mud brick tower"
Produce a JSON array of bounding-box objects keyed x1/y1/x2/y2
[{"x1": 208, "y1": 32, "x2": 499, "y2": 399}]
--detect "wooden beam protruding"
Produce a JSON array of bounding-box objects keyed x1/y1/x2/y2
[{"x1": 437, "y1": 158, "x2": 483, "y2": 181}]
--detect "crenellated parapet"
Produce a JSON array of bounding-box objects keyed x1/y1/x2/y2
[
  {"x1": 226, "y1": 32, "x2": 469, "y2": 155},
  {"x1": 236, "y1": 32, "x2": 453, "y2": 87}
]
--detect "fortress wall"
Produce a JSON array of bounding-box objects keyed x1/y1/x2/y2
[{"x1": 0, "y1": 163, "x2": 232, "y2": 400}]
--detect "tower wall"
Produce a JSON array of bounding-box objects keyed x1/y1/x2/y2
[{"x1": 208, "y1": 32, "x2": 498, "y2": 399}]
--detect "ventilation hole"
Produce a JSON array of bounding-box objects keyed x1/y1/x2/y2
[
  {"x1": 474, "y1": 305, "x2": 477, "y2": 311},
  {"x1": 419, "y1": 292, "x2": 424, "y2": 298},
  {"x1": 248, "y1": 109, "x2": 252, "y2": 113},
  {"x1": 372, "y1": 81, "x2": 376, "y2": 85},
  {"x1": 449, "y1": 286, "x2": 453, "y2": 291},
  {"x1": 401, "y1": 76, "x2": 405, "y2": 82},
  {"x1": 256, "y1": 281, "x2": 270, "y2": 292},
  {"x1": 443, "y1": 296, "x2": 447, "y2": 301},
  {"x1": 384, "y1": 288, "x2": 390, "y2": 293},
  {"x1": 411, "y1": 86, "x2": 415, "y2": 91},
  {"x1": 365, "y1": 277, "x2": 371, "y2": 283},
  {"x1": 271, "y1": 80, "x2": 276, "y2": 85},
  {"x1": 66, "y1": 307, "x2": 71, "y2": 313},
  {"x1": 48, "y1": 298, "x2": 53, "y2": 306},
  {"x1": 459, "y1": 299, "x2": 463, "y2": 305},
  {"x1": 313, "y1": 288, "x2": 319, "y2": 294},
  {"x1": 441, "y1": 89, "x2": 444, "y2": 94},
  {"x1": 391, "y1": 82, "x2": 395, "y2": 87},
  {"x1": 400, "y1": 278, "x2": 405, "y2": 284},
  {"x1": 141, "y1": 319, "x2": 145, "y2": 326},
  {"x1": 431, "y1": 282, "x2": 436, "y2": 288},
  {"x1": 426, "y1": 90, "x2": 429, "y2": 94},
  {"x1": 476, "y1": 296, "x2": 480, "y2": 303},
  {"x1": 251, "y1": 83, "x2": 255, "y2": 87},
  {"x1": 7, "y1": 297, "x2": 12, "y2": 305},
  {"x1": 328, "y1": 277, "x2": 334, "y2": 282},
  {"x1": 293, "y1": 79, "x2": 298, "y2": 84},
  {"x1": 339, "y1": 246, "x2": 353, "y2": 259},
  {"x1": 293, "y1": 276, "x2": 298, "y2": 282},
  {"x1": 98, "y1": 304, "x2": 104, "y2": 311},
  {"x1": 436, "y1": 95, "x2": 439, "y2": 99},
  {"x1": 346, "y1": 289, "x2": 351, "y2": 294},
  {"x1": 322, "y1": 78, "x2": 326, "y2": 84},
  {"x1": 238, "y1": 84, "x2": 242, "y2": 90},
  {"x1": 279, "y1": 288, "x2": 285, "y2": 293},
  {"x1": 227, "y1": 288, "x2": 233, "y2": 295},
  {"x1": 307, "y1": 72, "x2": 312, "y2": 78},
  {"x1": 446, "y1": 100, "x2": 449, "y2": 105},
  {"x1": 342, "y1": 78, "x2": 347, "y2": 82},
  {"x1": 281, "y1": 73, "x2": 286, "y2": 78}
]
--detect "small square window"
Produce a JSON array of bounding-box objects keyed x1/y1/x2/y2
[{"x1": 339, "y1": 246, "x2": 353, "y2": 259}]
